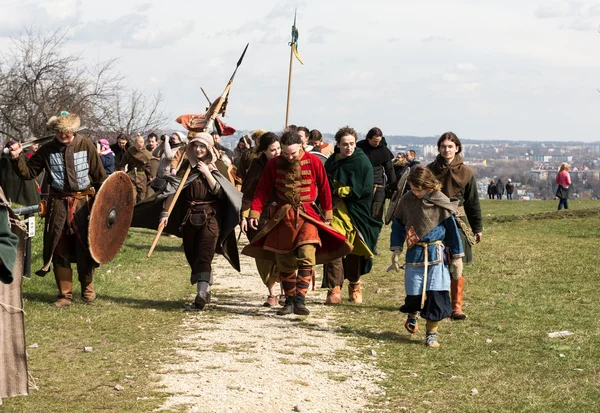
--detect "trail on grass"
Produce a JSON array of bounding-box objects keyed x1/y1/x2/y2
[{"x1": 156, "y1": 249, "x2": 386, "y2": 413}]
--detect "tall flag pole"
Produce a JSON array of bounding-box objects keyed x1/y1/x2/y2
[{"x1": 285, "y1": 9, "x2": 304, "y2": 128}]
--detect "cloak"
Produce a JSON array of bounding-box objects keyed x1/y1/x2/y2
[
  {"x1": 0, "y1": 155, "x2": 40, "y2": 206},
  {"x1": 324, "y1": 147, "x2": 382, "y2": 274},
  {"x1": 131, "y1": 170, "x2": 242, "y2": 271}
]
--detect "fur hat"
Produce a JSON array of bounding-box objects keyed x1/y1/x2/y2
[
  {"x1": 46, "y1": 111, "x2": 80, "y2": 133},
  {"x1": 251, "y1": 129, "x2": 267, "y2": 141}
]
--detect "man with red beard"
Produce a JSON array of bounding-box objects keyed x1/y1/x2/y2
[{"x1": 243, "y1": 131, "x2": 352, "y2": 316}]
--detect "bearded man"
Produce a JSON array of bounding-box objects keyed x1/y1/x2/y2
[
  {"x1": 8, "y1": 111, "x2": 107, "y2": 306},
  {"x1": 242, "y1": 131, "x2": 351, "y2": 316}
]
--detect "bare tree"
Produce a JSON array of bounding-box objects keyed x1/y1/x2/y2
[
  {"x1": 98, "y1": 87, "x2": 170, "y2": 137},
  {"x1": 0, "y1": 28, "x2": 170, "y2": 143}
]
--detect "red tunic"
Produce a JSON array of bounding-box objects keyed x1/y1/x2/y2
[{"x1": 243, "y1": 150, "x2": 352, "y2": 263}]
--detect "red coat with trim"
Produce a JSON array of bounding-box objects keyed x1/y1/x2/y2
[{"x1": 242, "y1": 150, "x2": 352, "y2": 263}]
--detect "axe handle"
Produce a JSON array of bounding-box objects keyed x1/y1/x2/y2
[{"x1": 147, "y1": 165, "x2": 192, "y2": 258}]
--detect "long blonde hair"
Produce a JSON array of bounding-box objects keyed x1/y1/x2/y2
[
  {"x1": 558, "y1": 163, "x2": 570, "y2": 173},
  {"x1": 407, "y1": 166, "x2": 442, "y2": 193}
]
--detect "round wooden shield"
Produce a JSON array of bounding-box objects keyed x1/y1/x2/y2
[
  {"x1": 88, "y1": 171, "x2": 135, "y2": 264},
  {"x1": 384, "y1": 167, "x2": 410, "y2": 225}
]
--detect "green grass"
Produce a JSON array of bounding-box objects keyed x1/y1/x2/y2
[
  {"x1": 3, "y1": 228, "x2": 194, "y2": 412},
  {"x1": 480, "y1": 199, "x2": 599, "y2": 217},
  {"x1": 327, "y1": 199, "x2": 600, "y2": 412},
  {"x1": 3, "y1": 200, "x2": 600, "y2": 412}
]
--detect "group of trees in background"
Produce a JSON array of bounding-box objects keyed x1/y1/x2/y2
[{"x1": 0, "y1": 29, "x2": 169, "y2": 143}]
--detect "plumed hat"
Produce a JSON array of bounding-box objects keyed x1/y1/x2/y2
[{"x1": 46, "y1": 111, "x2": 80, "y2": 133}]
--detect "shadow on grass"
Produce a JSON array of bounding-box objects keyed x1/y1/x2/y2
[
  {"x1": 124, "y1": 243, "x2": 184, "y2": 252},
  {"x1": 23, "y1": 291, "x2": 185, "y2": 312}
]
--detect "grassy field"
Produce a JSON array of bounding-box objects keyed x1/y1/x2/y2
[{"x1": 2, "y1": 199, "x2": 600, "y2": 412}]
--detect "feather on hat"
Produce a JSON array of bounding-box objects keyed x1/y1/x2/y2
[{"x1": 46, "y1": 111, "x2": 81, "y2": 133}]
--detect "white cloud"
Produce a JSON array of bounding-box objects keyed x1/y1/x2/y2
[
  {"x1": 456, "y1": 63, "x2": 478, "y2": 72},
  {"x1": 422, "y1": 36, "x2": 452, "y2": 43},
  {"x1": 308, "y1": 26, "x2": 334, "y2": 44},
  {"x1": 457, "y1": 82, "x2": 482, "y2": 93},
  {"x1": 41, "y1": 0, "x2": 79, "y2": 20},
  {"x1": 0, "y1": 0, "x2": 81, "y2": 36},
  {"x1": 73, "y1": 10, "x2": 192, "y2": 49},
  {"x1": 442, "y1": 72, "x2": 459, "y2": 82}
]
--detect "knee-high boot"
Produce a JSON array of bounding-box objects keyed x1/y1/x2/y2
[
  {"x1": 451, "y1": 277, "x2": 467, "y2": 320},
  {"x1": 54, "y1": 267, "x2": 73, "y2": 307},
  {"x1": 79, "y1": 272, "x2": 96, "y2": 303}
]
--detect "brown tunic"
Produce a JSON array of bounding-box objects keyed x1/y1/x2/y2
[
  {"x1": 10, "y1": 134, "x2": 107, "y2": 275},
  {"x1": 120, "y1": 146, "x2": 152, "y2": 202},
  {"x1": 164, "y1": 172, "x2": 223, "y2": 284}
]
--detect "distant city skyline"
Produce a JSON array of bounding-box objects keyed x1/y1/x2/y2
[{"x1": 1, "y1": 0, "x2": 599, "y2": 142}]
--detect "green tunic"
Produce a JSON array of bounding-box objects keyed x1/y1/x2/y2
[{"x1": 325, "y1": 147, "x2": 382, "y2": 275}]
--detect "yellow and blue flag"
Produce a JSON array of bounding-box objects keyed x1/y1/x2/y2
[{"x1": 289, "y1": 11, "x2": 304, "y2": 65}]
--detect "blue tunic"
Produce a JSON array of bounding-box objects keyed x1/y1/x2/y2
[{"x1": 390, "y1": 215, "x2": 464, "y2": 295}]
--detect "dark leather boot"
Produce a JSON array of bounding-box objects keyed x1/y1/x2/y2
[
  {"x1": 293, "y1": 295, "x2": 310, "y2": 316},
  {"x1": 277, "y1": 296, "x2": 294, "y2": 315}
]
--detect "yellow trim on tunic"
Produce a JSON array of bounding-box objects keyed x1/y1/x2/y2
[{"x1": 330, "y1": 180, "x2": 372, "y2": 258}]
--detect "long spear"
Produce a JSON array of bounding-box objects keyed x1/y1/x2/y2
[
  {"x1": 147, "y1": 43, "x2": 249, "y2": 258},
  {"x1": 284, "y1": 9, "x2": 304, "y2": 128}
]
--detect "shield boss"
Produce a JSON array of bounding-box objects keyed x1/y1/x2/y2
[{"x1": 88, "y1": 171, "x2": 135, "y2": 264}]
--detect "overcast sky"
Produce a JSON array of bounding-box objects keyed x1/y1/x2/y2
[{"x1": 1, "y1": 0, "x2": 600, "y2": 142}]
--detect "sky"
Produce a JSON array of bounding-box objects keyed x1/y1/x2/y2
[{"x1": 1, "y1": 0, "x2": 599, "y2": 142}]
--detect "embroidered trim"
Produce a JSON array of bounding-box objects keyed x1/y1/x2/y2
[
  {"x1": 300, "y1": 170, "x2": 311, "y2": 176},
  {"x1": 300, "y1": 159, "x2": 311, "y2": 166}
]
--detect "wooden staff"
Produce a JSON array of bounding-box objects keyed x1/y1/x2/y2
[
  {"x1": 147, "y1": 43, "x2": 249, "y2": 258},
  {"x1": 284, "y1": 10, "x2": 301, "y2": 128},
  {"x1": 284, "y1": 38, "x2": 294, "y2": 128}
]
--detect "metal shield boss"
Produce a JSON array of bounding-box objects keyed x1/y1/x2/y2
[
  {"x1": 88, "y1": 171, "x2": 135, "y2": 264},
  {"x1": 384, "y1": 167, "x2": 410, "y2": 225}
]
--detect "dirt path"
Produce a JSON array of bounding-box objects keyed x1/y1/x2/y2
[{"x1": 156, "y1": 250, "x2": 386, "y2": 413}]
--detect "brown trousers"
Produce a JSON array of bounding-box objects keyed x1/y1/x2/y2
[
  {"x1": 182, "y1": 213, "x2": 220, "y2": 285},
  {"x1": 324, "y1": 254, "x2": 362, "y2": 289},
  {"x1": 53, "y1": 227, "x2": 94, "y2": 283}
]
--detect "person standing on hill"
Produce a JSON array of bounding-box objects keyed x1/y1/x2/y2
[
  {"x1": 242, "y1": 131, "x2": 351, "y2": 316},
  {"x1": 356, "y1": 127, "x2": 395, "y2": 254},
  {"x1": 555, "y1": 163, "x2": 571, "y2": 210},
  {"x1": 506, "y1": 179, "x2": 515, "y2": 200},
  {"x1": 120, "y1": 134, "x2": 152, "y2": 203},
  {"x1": 487, "y1": 179, "x2": 497, "y2": 199},
  {"x1": 111, "y1": 134, "x2": 130, "y2": 170},
  {"x1": 239, "y1": 132, "x2": 282, "y2": 307},
  {"x1": 496, "y1": 179, "x2": 504, "y2": 200},
  {"x1": 428, "y1": 132, "x2": 482, "y2": 320},
  {"x1": 406, "y1": 150, "x2": 420, "y2": 168},
  {"x1": 8, "y1": 111, "x2": 107, "y2": 306},
  {"x1": 308, "y1": 129, "x2": 334, "y2": 157},
  {"x1": 98, "y1": 139, "x2": 115, "y2": 175},
  {"x1": 389, "y1": 166, "x2": 464, "y2": 348},
  {"x1": 323, "y1": 126, "x2": 381, "y2": 305}
]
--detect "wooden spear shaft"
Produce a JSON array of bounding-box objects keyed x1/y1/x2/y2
[
  {"x1": 284, "y1": 44, "x2": 294, "y2": 128},
  {"x1": 147, "y1": 44, "x2": 248, "y2": 258}
]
